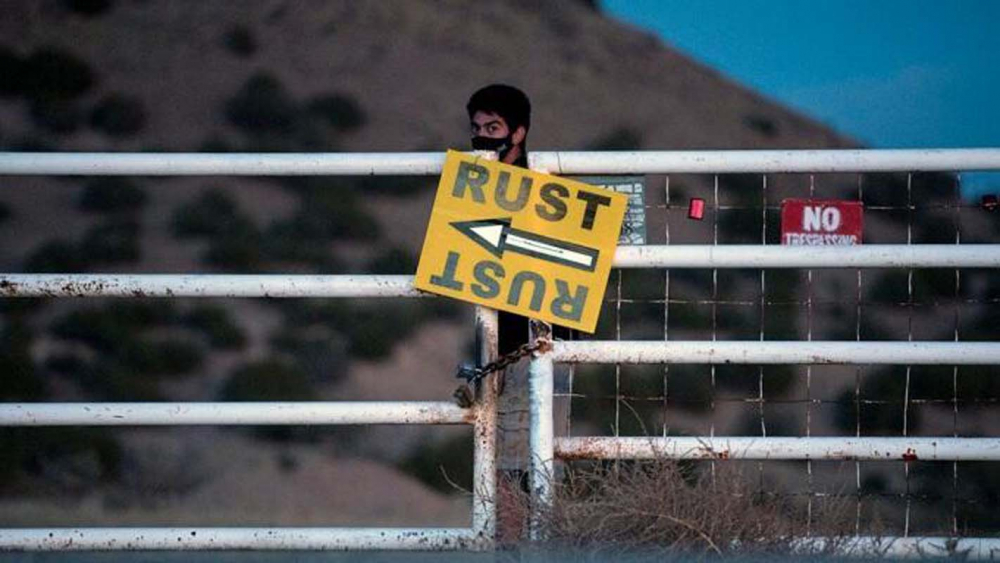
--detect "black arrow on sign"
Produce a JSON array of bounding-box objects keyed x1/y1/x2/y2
[{"x1": 451, "y1": 218, "x2": 599, "y2": 272}]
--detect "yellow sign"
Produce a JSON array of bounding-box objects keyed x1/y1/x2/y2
[{"x1": 414, "y1": 150, "x2": 628, "y2": 333}]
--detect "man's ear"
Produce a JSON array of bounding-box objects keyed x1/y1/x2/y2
[{"x1": 511, "y1": 125, "x2": 527, "y2": 146}]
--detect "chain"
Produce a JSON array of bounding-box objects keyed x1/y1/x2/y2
[{"x1": 452, "y1": 341, "x2": 545, "y2": 408}]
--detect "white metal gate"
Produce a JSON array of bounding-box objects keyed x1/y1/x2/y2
[{"x1": 2, "y1": 149, "x2": 1000, "y2": 556}]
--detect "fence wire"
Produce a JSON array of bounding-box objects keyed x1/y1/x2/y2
[{"x1": 562, "y1": 171, "x2": 1000, "y2": 537}]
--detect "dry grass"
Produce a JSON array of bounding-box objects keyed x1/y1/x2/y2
[{"x1": 496, "y1": 459, "x2": 857, "y2": 558}]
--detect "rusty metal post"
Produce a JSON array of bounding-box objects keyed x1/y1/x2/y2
[
  {"x1": 528, "y1": 320, "x2": 554, "y2": 541},
  {"x1": 471, "y1": 306, "x2": 498, "y2": 549}
]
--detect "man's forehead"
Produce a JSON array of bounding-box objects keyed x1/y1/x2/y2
[{"x1": 471, "y1": 111, "x2": 506, "y2": 125}]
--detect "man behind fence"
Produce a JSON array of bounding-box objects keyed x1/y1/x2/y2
[{"x1": 465, "y1": 86, "x2": 573, "y2": 521}]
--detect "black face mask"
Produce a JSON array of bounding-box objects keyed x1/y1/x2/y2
[{"x1": 471, "y1": 135, "x2": 512, "y2": 156}]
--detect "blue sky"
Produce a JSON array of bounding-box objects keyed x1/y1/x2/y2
[{"x1": 600, "y1": 0, "x2": 999, "y2": 196}]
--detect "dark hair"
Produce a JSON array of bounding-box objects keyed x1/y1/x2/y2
[{"x1": 466, "y1": 84, "x2": 531, "y2": 133}]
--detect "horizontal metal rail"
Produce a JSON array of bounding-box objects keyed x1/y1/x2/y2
[
  {"x1": 3, "y1": 243, "x2": 998, "y2": 298},
  {"x1": 0, "y1": 527, "x2": 480, "y2": 551},
  {"x1": 613, "y1": 244, "x2": 1000, "y2": 269},
  {"x1": 2, "y1": 148, "x2": 999, "y2": 175},
  {"x1": 797, "y1": 536, "x2": 1000, "y2": 559},
  {"x1": 552, "y1": 341, "x2": 1000, "y2": 365},
  {"x1": 0, "y1": 274, "x2": 421, "y2": 298},
  {"x1": 555, "y1": 437, "x2": 1000, "y2": 461},
  {"x1": 0, "y1": 402, "x2": 471, "y2": 426}
]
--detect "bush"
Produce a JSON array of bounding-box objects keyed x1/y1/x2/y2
[
  {"x1": 24, "y1": 240, "x2": 89, "y2": 272},
  {"x1": 119, "y1": 338, "x2": 205, "y2": 376},
  {"x1": 367, "y1": 247, "x2": 417, "y2": 274},
  {"x1": 224, "y1": 73, "x2": 298, "y2": 136},
  {"x1": 743, "y1": 114, "x2": 779, "y2": 138},
  {"x1": 270, "y1": 329, "x2": 348, "y2": 383},
  {"x1": 587, "y1": 126, "x2": 643, "y2": 150},
  {"x1": 52, "y1": 302, "x2": 177, "y2": 352},
  {"x1": 171, "y1": 188, "x2": 252, "y2": 238},
  {"x1": 78, "y1": 177, "x2": 147, "y2": 213},
  {"x1": 220, "y1": 359, "x2": 316, "y2": 401},
  {"x1": 29, "y1": 98, "x2": 82, "y2": 134},
  {"x1": 61, "y1": 0, "x2": 115, "y2": 17},
  {"x1": 399, "y1": 434, "x2": 473, "y2": 493},
  {"x1": 0, "y1": 46, "x2": 25, "y2": 98},
  {"x1": 305, "y1": 93, "x2": 366, "y2": 131},
  {"x1": 0, "y1": 320, "x2": 46, "y2": 401},
  {"x1": 204, "y1": 227, "x2": 265, "y2": 271},
  {"x1": 0, "y1": 201, "x2": 11, "y2": 223},
  {"x1": 223, "y1": 25, "x2": 257, "y2": 57},
  {"x1": 1, "y1": 428, "x2": 123, "y2": 489},
  {"x1": 182, "y1": 305, "x2": 247, "y2": 349},
  {"x1": 519, "y1": 459, "x2": 851, "y2": 556},
  {"x1": 90, "y1": 93, "x2": 147, "y2": 137},
  {"x1": 21, "y1": 47, "x2": 95, "y2": 102},
  {"x1": 80, "y1": 219, "x2": 141, "y2": 264}
]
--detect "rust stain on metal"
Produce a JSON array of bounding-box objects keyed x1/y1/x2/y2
[{"x1": 902, "y1": 448, "x2": 918, "y2": 461}]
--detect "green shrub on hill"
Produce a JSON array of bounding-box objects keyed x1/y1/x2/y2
[
  {"x1": 21, "y1": 48, "x2": 95, "y2": 102},
  {"x1": 24, "y1": 240, "x2": 89, "y2": 272},
  {"x1": 181, "y1": 304, "x2": 247, "y2": 350},
  {"x1": 0, "y1": 320, "x2": 46, "y2": 401},
  {"x1": 90, "y1": 93, "x2": 147, "y2": 137},
  {"x1": 171, "y1": 188, "x2": 253, "y2": 238},
  {"x1": 78, "y1": 177, "x2": 147, "y2": 213},
  {"x1": 223, "y1": 25, "x2": 257, "y2": 57},
  {"x1": 80, "y1": 219, "x2": 142, "y2": 264},
  {"x1": 306, "y1": 93, "x2": 367, "y2": 132}
]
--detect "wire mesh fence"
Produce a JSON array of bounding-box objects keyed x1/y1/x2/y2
[{"x1": 562, "y1": 170, "x2": 1000, "y2": 538}]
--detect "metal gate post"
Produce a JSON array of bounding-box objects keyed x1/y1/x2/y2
[
  {"x1": 528, "y1": 321, "x2": 555, "y2": 541},
  {"x1": 471, "y1": 306, "x2": 499, "y2": 549}
]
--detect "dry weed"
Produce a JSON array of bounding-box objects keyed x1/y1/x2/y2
[{"x1": 497, "y1": 458, "x2": 857, "y2": 558}]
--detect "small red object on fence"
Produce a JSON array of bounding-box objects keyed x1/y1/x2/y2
[{"x1": 688, "y1": 198, "x2": 705, "y2": 220}]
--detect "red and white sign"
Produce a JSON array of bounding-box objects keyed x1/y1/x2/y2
[{"x1": 781, "y1": 199, "x2": 863, "y2": 246}]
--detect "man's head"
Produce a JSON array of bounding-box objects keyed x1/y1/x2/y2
[{"x1": 466, "y1": 84, "x2": 531, "y2": 164}]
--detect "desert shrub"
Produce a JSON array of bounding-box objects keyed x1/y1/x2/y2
[
  {"x1": 80, "y1": 361, "x2": 164, "y2": 401},
  {"x1": 0, "y1": 320, "x2": 46, "y2": 401},
  {"x1": 305, "y1": 92, "x2": 366, "y2": 131},
  {"x1": 0, "y1": 428, "x2": 123, "y2": 489},
  {"x1": 29, "y1": 98, "x2": 82, "y2": 134},
  {"x1": 204, "y1": 225, "x2": 265, "y2": 271},
  {"x1": 90, "y1": 93, "x2": 147, "y2": 137},
  {"x1": 259, "y1": 221, "x2": 343, "y2": 271},
  {"x1": 78, "y1": 177, "x2": 147, "y2": 213},
  {"x1": 225, "y1": 73, "x2": 298, "y2": 136},
  {"x1": 743, "y1": 114, "x2": 779, "y2": 138},
  {"x1": 171, "y1": 187, "x2": 249, "y2": 237},
  {"x1": 270, "y1": 329, "x2": 349, "y2": 383},
  {"x1": 292, "y1": 190, "x2": 380, "y2": 241},
  {"x1": 119, "y1": 338, "x2": 205, "y2": 376},
  {"x1": 223, "y1": 25, "x2": 256, "y2": 57},
  {"x1": 0, "y1": 46, "x2": 25, "y2": 98},
  {"x1": 220, "y1": 359, "x2": 316, "y2": 404},
  {"x1": 23, "y1": 240, "x2": 89, "y2": 272},
  {"x1": 399, "y1": 434, "x2": 473, "y2": 493},
  {"x1": 182, "y1": 304, "x2": 247, "y2": 349},
  {"x1": 80, "y1": 219, "x2": 141, "y2": 264},
  {"x1": 52, "y1": 302, "x2": 177, "y2": 352},
  {"x1": 21, "y1": 47, "x2": 95, "y2": 102},
  {"x1": 517, "y1": 459, "x2": 850, "y2": 556},
  {"x1": 61, "y1": 0, "x2": 114, "y2": 16},
  {"x1": 366, "y1": 247, "x2": 417, "y2": 274},
  {"x1": 587, "y1": 126, "x2": 643, "y2": 150}
]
